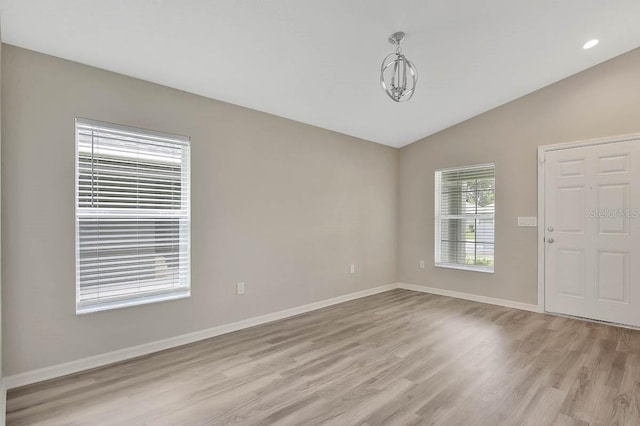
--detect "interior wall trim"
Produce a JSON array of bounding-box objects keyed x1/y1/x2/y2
[
  {"x1": 4, "y1": 282, "x2": 542, "y2": 389},
  {"x1": 397, "y1": 283, "x2": 540, "y2": 313},
  {"x1": 4, "y1": 283, "x2": 398, "y2": 390}
]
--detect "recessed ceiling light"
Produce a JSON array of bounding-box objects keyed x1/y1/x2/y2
[{"x1": 583, "y1": 39, "x2": 599, "y2": 49}]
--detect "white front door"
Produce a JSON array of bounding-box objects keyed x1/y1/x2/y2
[{"x1": 544, "y1": 139, "x2": 640, "y2": 327}]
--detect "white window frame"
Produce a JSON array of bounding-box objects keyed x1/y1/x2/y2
[
  {"x1": 75, "y1": 118, "x2": 191, "y2": 314},
  {"x1": 434, "y1": 163, "x2": 495, "y2": 273}
]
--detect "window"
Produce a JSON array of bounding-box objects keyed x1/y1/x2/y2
[
  {"x1": 75, "y1": 118, "x2": 190, "y2": 313},
  {"x1": 435, "y1": 163, "x2": 495, "y2": 273}
]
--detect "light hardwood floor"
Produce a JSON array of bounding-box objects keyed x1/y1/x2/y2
[{"x1": 7, "y1": 289, "x2": 640, "y2": 425}]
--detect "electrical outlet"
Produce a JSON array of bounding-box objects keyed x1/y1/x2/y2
[
  {"x1": 237, "y1": 282, "x2": 245, "y2": 295},
  {"x1": 350, "y1": 264, "x2": 355, "y2": 274},
  {"x1": 419, "y1": 260, "x2": 425, "y2": 269}
]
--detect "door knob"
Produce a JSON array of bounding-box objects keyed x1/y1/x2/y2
[
  {"x1": 547, "y1": 238, "x2": 554, "y2": 243},
  {"x1": 547, "y1": 226, "x2": 554, "y2": 232}
]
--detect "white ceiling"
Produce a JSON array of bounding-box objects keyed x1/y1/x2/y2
[{"x1": 2, "y1": 1, "x2": 640, "y2": 148}]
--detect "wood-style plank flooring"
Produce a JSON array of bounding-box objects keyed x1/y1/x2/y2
[{"x1": 7, "y1": 289, "x2": 640, "y2": 425}]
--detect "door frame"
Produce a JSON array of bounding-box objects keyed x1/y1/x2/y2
[{"x1": 537, "y1": 133, "x2": 640, "y2": 313}]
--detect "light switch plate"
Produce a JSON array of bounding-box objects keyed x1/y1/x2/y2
[{"x1": 517, "y1": 217, "x2": 537, "y2": 227}]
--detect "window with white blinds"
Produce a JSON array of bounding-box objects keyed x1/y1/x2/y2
[
  {"x1": 435, "y1": 163, "x2": 495, "y2": 272},
  {"x1": 75, "y1": 118, "x2": 191, "y2": 314}
]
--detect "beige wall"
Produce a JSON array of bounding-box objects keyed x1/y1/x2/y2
[
  {"x1": 1, "y1": 45, "x2": 398, "y2": 376},
  {"x1": 5, "y1": 40, "x2": 640, "y2": 377},
  {"x1": 398, "y1": 47, "x2": 640, "y2": 305}
]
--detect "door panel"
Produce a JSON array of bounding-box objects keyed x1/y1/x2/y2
[
  {"x1": 555, "y1": 249, "x2": 584, "y2": 297},
  {"x1": 597, "y1": 184, "x2": 629, "y2": 234},
  {"x1": 558, "y1": 159, "x2": 585, "y2": 177},
  {"x1": 544, "y1": 139, "x2": 640, "y2": 327},
  {"x1": 596, "y1": 250, "x2": 628, "y2": 303},
  {"x1": 556, "y1": 186, "x2": 585, "y2": 233},
  {"x1": 597, "y1": 154, "x2": 629, "y2": 175}
]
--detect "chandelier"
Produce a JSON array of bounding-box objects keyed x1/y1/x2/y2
[{"x1": 380, "y1": 32, "x2": 418, "y2": 102}]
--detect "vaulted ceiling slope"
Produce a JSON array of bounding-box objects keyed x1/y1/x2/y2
[{"x1": 2, "y1": 1, "x2": 640, "y2": 147}]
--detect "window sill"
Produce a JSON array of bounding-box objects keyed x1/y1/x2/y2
[
  {"x1": 435, "y1": 263, "x2": 494, "y2": 274},
  {"x1": 76, "y1": 289, "x2": 190, "y2": 315}
]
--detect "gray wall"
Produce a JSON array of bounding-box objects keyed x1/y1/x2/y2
[
  {"x1": 398, "y1": 47, "x2": 640, "y2": 305},
  {"x1": 5, "y1": 40, "x2": 640, "y2": 378},
  {"x1": 1, "y1": 45, "x2": 398, "y2": 376}
]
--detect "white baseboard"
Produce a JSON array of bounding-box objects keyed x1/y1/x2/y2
[
  {"x1": 4, "y1": 282, "x2": 539, "y2": 390},
  {"x1": 398, "y1": 283, "x2": 540, "y2": 313},
  {"x1": 4, "y1": 283, "x2": 398, "y2": 390}
]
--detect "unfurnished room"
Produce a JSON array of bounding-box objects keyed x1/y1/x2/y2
[{"x1": 1, "y1": 1, "x2": 640, "y2": 425}]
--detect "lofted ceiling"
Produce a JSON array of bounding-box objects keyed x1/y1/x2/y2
[{"x1": 2, "y1": 1, "x2": 640, "y2": 147}]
